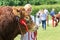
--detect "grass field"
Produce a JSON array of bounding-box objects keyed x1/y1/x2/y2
[
  {"x1": 14, "y1": 21, "x2": 60, "y2": 40},
  {"x1": 37, "y1": 23, "x2": 60, "y2": 40}
]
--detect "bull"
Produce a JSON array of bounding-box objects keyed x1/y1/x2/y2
[{"x1": 0, "y1": 6, "x2": 36, "y2": 40}]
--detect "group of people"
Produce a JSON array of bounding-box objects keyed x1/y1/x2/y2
[
  {"x1": 36, "y1": 8, "x2": 58, "y2": 28},
  {"x1": 20, "y1": 4, "x2": 58, "y2": 40},
  {"x1": 36, "y1": 9, "x2": 49, "y2": 30}
]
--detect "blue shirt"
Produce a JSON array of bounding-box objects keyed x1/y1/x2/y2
[{"x1": 50, "y1": 11, "x2": 55, "y2": 16}]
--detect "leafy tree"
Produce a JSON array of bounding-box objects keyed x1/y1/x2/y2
[
  {"x1": 8, "y1": 0, "x2": 15, "y2": 6},
  {"x1": 0, "y1": 0, "x2": 59, "y2": 6}
]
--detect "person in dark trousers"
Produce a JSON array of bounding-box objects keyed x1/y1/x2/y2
[
  {"x1": 40, "y1": 9, "x2": 47, "y2": 30},
  {"x1": 44, "y1": 8, "x2": 49, "y2": 26}
]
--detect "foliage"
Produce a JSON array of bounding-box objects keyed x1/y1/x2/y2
[
  {"x1": 0, "y1": 0, "x2": 60, "y2": 6},
  {"x1": 31, "y1": 5, "x2": 60, "y2": 15},
  {"x1": 8, "y1": 1, "x2": 15, "y2": 6}
]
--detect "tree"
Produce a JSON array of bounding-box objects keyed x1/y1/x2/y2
[{"x1": 8, "y1": 0, "x2": 15, "y2": 6}]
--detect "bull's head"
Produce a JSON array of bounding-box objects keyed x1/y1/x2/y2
[{"x1": 15, "y1": 7, "x2": 37, "y2": 35}]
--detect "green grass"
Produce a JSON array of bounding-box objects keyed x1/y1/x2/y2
[
  {"x1": 37, "y1": 23, "x2": 60, "y2": 40},
  {"x1": 14, "y1": 22, "x2": 60, "y2": 40}
]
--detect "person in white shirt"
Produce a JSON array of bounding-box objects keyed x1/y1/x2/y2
[
  {"x1": 21, "y1": 4, "x2": 39, "y2": 40},
  {"x1": 40, "y1": 9, "x2": 47, "y2": 30},
  {"x1": 36, "y1": 10, "x2": 41, "y2": 26},
  {"x1": 44, "y1": 8, "x2": 49, "y2": 26}
]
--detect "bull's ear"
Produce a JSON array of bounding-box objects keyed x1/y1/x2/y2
[
  {"x1": 17, "y1": 9, "x2": 20, "y2": 12},
  {"x1": 18, "y1": 7, "x2": 25, "y2": 12},
  {"x1": 18, "y1": 7, "x2": 26, "y2": 17},
  {"x1": 18, "y1": 7, "x2": 25, "y2": 15}
]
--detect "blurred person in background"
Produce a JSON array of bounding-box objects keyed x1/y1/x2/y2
[
  {"x1": 40, "y1": 9, "x2": 47, "y2": 30},
  {"x1": 50, "y1": 8, "x2": 55, "y2": 27},
  {"x1": 44, "y1": 8, "x2": 49, "y2": 26}
]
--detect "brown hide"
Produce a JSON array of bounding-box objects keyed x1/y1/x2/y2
[{"x1": 0, "y1": 6, "x2": 19, "y2": 40}]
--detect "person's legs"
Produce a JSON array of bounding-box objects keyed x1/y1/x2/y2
[
  {"x1": 42, "y1": 21, "x2": 44, "y2": 29},
  {"x1": 42, "y1": 20, "x2": 46, "y2": 30},
  {"x1": 44, "y1": 20, "x2": 46, "y2": 30}
]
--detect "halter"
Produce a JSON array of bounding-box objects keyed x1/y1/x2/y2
[
  {"x1": 15, "y1": 16, "x2": 28, "y2": 35},
  {"x1": 19, "y1": 19, "x2": 28, "y2": 32},
  {"x1": 19, "y1": 18, "x2": 31, "y2": 40}
]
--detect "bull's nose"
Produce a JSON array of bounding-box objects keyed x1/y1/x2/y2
[
  {"x1": 34, "y1": 26, "x2": 38, "y2": 31},
  {"x1": 30, "y1": 25, "x2": 38, "y2": 32}
]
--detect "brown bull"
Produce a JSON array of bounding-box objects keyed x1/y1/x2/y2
[{"x1": 0, "y1": 6, "x2": 36, "y2": 40}]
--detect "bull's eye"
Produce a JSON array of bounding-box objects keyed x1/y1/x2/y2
[{"x1": 25, "y1": 16, "x2": 29, "y2": 21}]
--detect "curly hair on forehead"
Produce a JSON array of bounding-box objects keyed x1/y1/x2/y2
[{"x1": 12, "y1": 7, "x2": 26, "y2": 18}]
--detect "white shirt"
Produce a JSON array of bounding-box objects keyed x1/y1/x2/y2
[{"x1": 40, "y1": 13, "x2": 47, "y2": 21}]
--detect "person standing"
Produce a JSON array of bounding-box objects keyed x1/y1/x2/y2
[
  {"x1": 40, "y1": 9, "x2": 47, "y2": 30},
  {"x1": 44, "y1": 8, "x2": 49, "y2": 26},
  {"x1": 21, "y1": 4, "x2": 39, "y2": 40},
  {"x1": 36, "y1": 10, "x2": 41, "y2": 25},
  {"x1": 50, "y1": 8, "x2": 55, "y2": 27}
]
